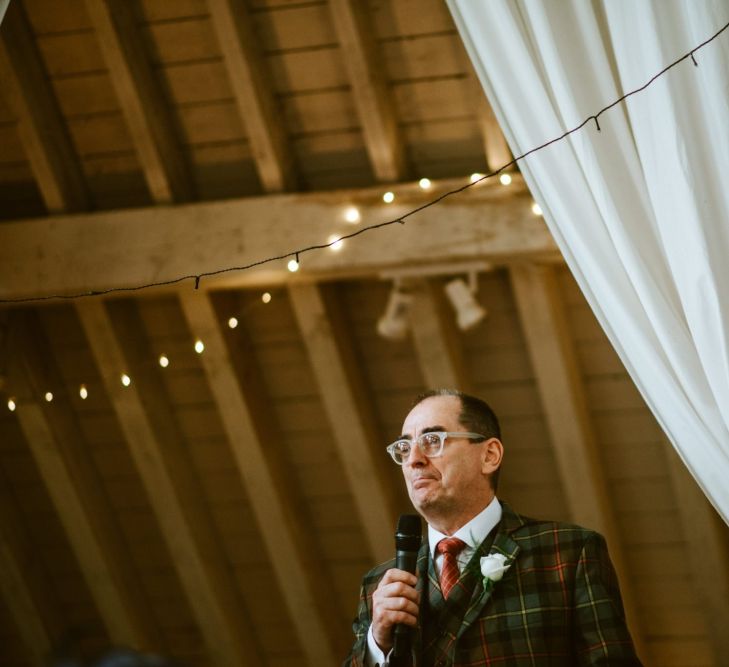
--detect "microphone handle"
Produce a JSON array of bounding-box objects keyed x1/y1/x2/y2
[{"x1": 392, "y1": 548, "x2": 419, "y2": 660}]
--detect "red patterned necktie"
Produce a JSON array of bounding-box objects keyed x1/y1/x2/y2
[{"x1": 436, "y1": 537, "x2": 467, "y2": 599}]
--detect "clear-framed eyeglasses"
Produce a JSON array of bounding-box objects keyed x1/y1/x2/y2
[{"x1": 386, "y1": 431, "x2": 486, "y2": 465}]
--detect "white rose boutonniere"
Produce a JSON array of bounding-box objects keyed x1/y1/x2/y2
[{"x1": 480, "y1": 553, "x2": 511, "y2": 592}]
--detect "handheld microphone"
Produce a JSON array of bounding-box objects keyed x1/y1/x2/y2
[{"x1": 392, "y1": 514, "x2": 422, "y2": 662}]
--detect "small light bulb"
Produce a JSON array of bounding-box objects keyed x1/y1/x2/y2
[
  {"x1": 499, "y1": 173, "x2": 512, "y2": 186},
  {"x1": 7, "y1": 398, "x2": 16, "y2": 412},
  {"x1": 383, "y1": 191, "x2": 395, "y2": 203},
  {"x1": 418, "y1": 178, "x2": 431, "y2": 190},
  {"x1": 227, "y1": 317, "x2": 238, "y2": 329},
  {"x1": 344, "y1": 206, "x2": 360, "y2": 223},
  {"x1": 328, "y1": 235, "x2": 344, "y2": 252},
  {"x1": 470, "y1": 172, "x2": 484, "y2": 183},
  {"x1": 262, "y1": 292, "x2": 272, "y2": 304},
  {"x1": 45, "y1": 391, "x2": 54, "y2": 402},
  {"x1": 531, "y1": 202, "x2": 543, "y2": 216},
  {"x1": 120, "y1": 374, "x2": 131, "y2": 387},
  {"x1": 287, "y1": 259, "x2": 299, "y2": 272},
  {"x1": 159, "y1": 354, "x2": 170, "y2": 367},
  {"x1": 194, "y1": 340, "x2": 205, "y2": 354},
  {"x1": 79, "y1": 384, "x2": 88, "y2": 399}
]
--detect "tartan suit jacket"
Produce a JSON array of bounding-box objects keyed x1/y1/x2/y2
[{"x1": 343, "y1": 503, "x2": 641, "y2": 666}]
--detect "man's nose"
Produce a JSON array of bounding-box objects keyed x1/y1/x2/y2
[{"x1": 406, "y1": 441, "x2": 428, "y2": 467}]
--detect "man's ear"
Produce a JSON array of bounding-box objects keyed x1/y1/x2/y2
[{"x1": 481, "y1": 438, "x2": 504, "y2": 474}]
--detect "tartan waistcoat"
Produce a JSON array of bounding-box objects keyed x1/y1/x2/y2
[{"x1": 419, "y1": 531, "x2": 498, "y2": 667}]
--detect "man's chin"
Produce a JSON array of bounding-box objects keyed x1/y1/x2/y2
[{"x1": 410, "y1": 488, "x2": 439, "y2": 512}]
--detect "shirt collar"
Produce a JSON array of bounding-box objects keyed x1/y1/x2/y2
[{"x1": 428, "y1": 496, "x2": 502, "y2": 557}]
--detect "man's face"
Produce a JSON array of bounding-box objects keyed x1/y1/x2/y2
[{"x1": 400, "y1": 395, "x2": 495, "y2": 533}]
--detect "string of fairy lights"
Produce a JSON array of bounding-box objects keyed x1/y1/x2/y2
[
  {"x1": 2, "y1": 17, "x2": 728, "y2": 413},
  {"x1": 280, "y1": 173, "x2": 534, "y2": 274},
  {"x1": 1, "y1": 290, "x2": 281, "y2": 412}
]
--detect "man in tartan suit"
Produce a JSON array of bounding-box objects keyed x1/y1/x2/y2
[{"x1": 343, "y1": 390, "x2": 641, "y2": 666}]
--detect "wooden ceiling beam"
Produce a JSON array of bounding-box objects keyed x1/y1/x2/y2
[
  {"x1": 329, "y1": 0, "x2": 406, "y2": 182},
  {"x1": 0, "y1": 469, "x2": 56, "y2": 666},
  {"x1": 0, "y1": 178, "x2": 556, "y2": 301},
  {"x1": 75, "y1": 299, "x2": 262, "y2": 667},
  {"x1": 0, "y1": 533, "x2": 53, "y2": 666},
  {"x1": 665, "y1": 443, "x2": 729, "y2": 663},
  {"x1": 207, "y1": 0, "x2": 296, "y2": 192},
  {"x1": 7, "y1": 312, "x2": 156, "y2": 651},
  {"x1": 289, "y1": 282, "x2": 395, "y2": 562},
  {"x1": 509, "y1": 263, "x2": 646, "y2": 660},
  {"x1": 83, "y1": 0, "x2": 192, "y2": 203},
  {"x1": 0, "y1": 2, "x2": 89, "y2": 213},
  {"x1": 409, "y1": 278, "x2": 472, "y2": 391},
  {"x1": 179, "y1": 291, "x2": 344, "y2": 665}
]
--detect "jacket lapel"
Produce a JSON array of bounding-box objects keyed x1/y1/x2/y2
[{"x1": 457, "y1": 503, "x2": 524, "y2": 640}]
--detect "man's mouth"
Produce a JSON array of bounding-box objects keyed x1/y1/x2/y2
[{"x1": 412, "y1": 476, "x2": 437, "y2": 489}]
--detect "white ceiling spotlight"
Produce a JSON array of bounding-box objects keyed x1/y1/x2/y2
[
  {"x1": 376, "y1": 283, "x2": 413, "y2": 340},
  {"x1": 444, "y1": 275, "x2": 487, "y2": 331}
]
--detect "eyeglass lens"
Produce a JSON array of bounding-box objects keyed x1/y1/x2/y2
[{"x1": 392, "y1": 432, "x2": 443, "y2": 463}]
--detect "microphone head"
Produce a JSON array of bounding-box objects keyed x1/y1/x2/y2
[{"x1": 395, "y1": 514, "x2": 422, "y2": 551}]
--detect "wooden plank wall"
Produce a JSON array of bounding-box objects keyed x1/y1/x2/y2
[
  {"x1": 0, "y1": 0, "x2": 488, "y2": 218},
  {"x1": 1, "y1": 268, "x2": 727, "y2": 665}
]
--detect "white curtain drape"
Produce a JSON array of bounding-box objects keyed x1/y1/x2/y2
[
  {"x1": 447, "y1": 0, "x2": 729, "y2": 523},
  {"x1": 0, "y1": 0, "x2": 10, "y2": 26}
]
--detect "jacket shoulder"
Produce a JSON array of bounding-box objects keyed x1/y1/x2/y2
[{"x1": 510, "y1": 513, "x2": 603, "y2": 547}]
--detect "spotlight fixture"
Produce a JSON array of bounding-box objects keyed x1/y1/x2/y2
[
  {"x1": 376, "y1": 285, "x2": 413, "y2": 340},
  {"x1": 383, "y1": 191, "x2": 395, "y2": 203},
  {"x1": 499, "y1": 173, "x2": 512, "y2": 186},
  {"x1": 444, "y1": 278, "x2": 487, "y2": 331}
]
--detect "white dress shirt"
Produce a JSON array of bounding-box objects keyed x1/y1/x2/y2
[{"x1": 365, "y1": 497, "x2": 503, "y2": 667}]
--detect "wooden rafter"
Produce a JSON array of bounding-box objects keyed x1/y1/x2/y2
[
  {"x1": 289, "y1": 282, "x2": 395, "y2": 562},
  {"x1": 0, "y1": 535, "x2": 53, "y2": 666},
  {"x1": 0, "y1": 469, "x2": 56, "y2": 666},
  {"x1": 329, "y1": 0, "x2": 406, "y2": 182},
  {"x1": 207, "y1": 0, "x2": 296, "y2": 192},
  {"x1": 0, "y1": 179, "x2": 554, "y2": 300},
  {"x1": 83, "y1": 0, "x2": 192, "y2": 203},
  {"x1": 666, "y1": 444, "x2": 729, "y2": 663},
  {"x1": 179, "y1": 290, "x2": 344, "y2": 665},
  {"x1": 409, "y1": 278, "x2": 472, "y2": 391},
  {"x1": 0, "y1": 2, "x2": 89, "y2": 213},
  {"x1": 9, "y1": 312, "x2": 155, "y2": 651},
  {"x1": 75, "y1": 299, "x2": 262, "y2": 667},
  {"x1": 509, "y1": 263, "x2": 646, "y2": 660}
]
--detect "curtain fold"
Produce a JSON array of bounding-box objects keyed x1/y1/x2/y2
[
  {"x1": 447, "y1": 0, "x2": 729, "y2": 522},
  {"x1": 0, "y1": 0, "x2": 10, "y2": 25}
]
